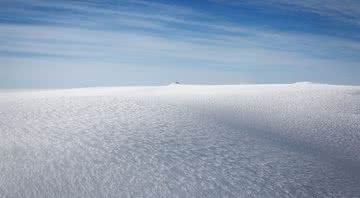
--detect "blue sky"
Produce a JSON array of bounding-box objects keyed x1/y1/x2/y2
[{"x1": 1, "y1": 0, "x2": 360, "y2": 88}]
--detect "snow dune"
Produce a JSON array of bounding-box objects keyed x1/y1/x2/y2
[{"x1": 1, "y1": 83, "x2": 360, "y2": 197}]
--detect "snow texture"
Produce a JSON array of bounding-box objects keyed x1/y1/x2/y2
[{"x1": 1, "y1": 84, "x2": 360, "y2": 197}]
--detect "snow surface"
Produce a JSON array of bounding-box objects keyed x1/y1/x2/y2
[{"x1": 1, "y1": 84, "x2": 360, "y2": 197}]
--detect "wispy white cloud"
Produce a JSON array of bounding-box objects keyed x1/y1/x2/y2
[
  {"x1": 1, "y1": 24, "x2": 359, "y2": 68},
  {"x1": 212, "y1": 0, "x2": 360, "y2": 25},
  {"x1": 2, "y1": 0, "x2": 359, "y2": 61},
  {"x1": 1, "y1": 0, "x2": 360, "y2": 87}
]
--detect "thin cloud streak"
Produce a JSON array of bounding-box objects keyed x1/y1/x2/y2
[
  {"x1": 1, "y1": 0, "x2": 359, "y2": 63},
  {"x1": 1, "y1": 23, "x2": 359, "y2": 62},
  {"x1": 1, "y1": 0, "x2": 360, "y2": 87},
  {"x1": 212, "y1": 0, "x2": 360, "y2": 25}
]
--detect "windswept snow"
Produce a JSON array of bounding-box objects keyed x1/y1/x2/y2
[{"x1": 1, "y1": 84, "x2": 360, "y2": 197}]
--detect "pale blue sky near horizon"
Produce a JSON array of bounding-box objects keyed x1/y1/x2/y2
[{"x1": 1, "y1": 0, "x2": 360, "y2": 88}]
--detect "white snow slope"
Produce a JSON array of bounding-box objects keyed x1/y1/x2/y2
[{"x1": 1, "y1": 83, "x2": 360, "y2": 198}]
